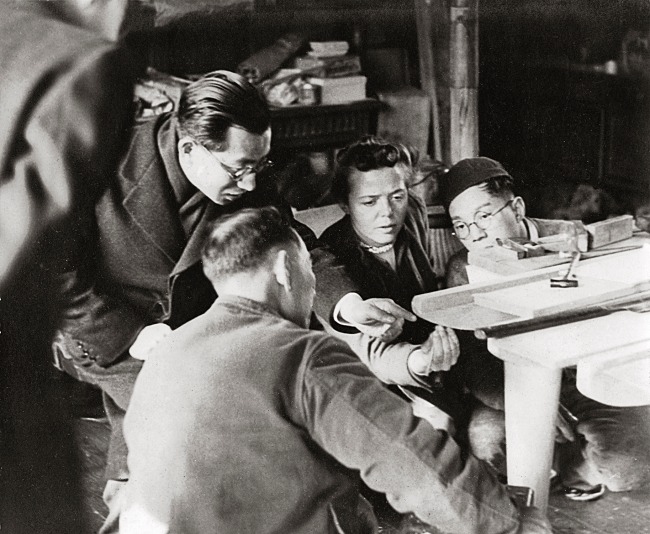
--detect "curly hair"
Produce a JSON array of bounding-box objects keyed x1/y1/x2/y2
[{"x1": 331, "y1": 136, "x2": 418, "y2": 204}]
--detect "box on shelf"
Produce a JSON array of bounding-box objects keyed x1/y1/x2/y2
[
  {"x1": 308, "y1": 76, "x2": 367, "y2": 105},
  {"x1": 294, "y1": 55, "x2": 362, "y2": 78}
]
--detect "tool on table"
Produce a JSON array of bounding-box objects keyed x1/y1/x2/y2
[
  {"x1": 494, "y1": 237, "x2": 545, "y2": 259},
  {"x1": 550, "y1": 251, "x2": 581, "y2": 288},
  {"x1": 474, "y1": 289, "x2": 650, "y2": 340}
]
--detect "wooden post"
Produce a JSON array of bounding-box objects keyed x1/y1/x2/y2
[
  {"x1": 415, "y1": 0, "x2": 478, "y2": 165},
  {"x1": 450, "y1": 0, "x2": 479, "y2": 163},
  {"x1": 414, "y1": 0, "x2": 444, "y2": 162}
]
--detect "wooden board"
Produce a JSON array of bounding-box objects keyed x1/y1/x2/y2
[
  {"x1": 466, "y1": 237, "x2": 648, "y2": 276},
  {"x1": 473, "y1": 277, "x2": 632, "y2": 318},
  {"x1": 467, "y1": 250, "x2": 572, "y2": 275},
  {"x1": 412, "y1": 242, "x2": 650, "y2": 331}
]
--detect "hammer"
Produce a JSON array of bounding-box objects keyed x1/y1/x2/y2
[{"x1": 550, "y1": 251, "x2": 581, "y2": 288}]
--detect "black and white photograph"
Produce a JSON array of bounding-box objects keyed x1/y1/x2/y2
[{"x1": 1, "y1": 1, "x2": 649, "y2": 533}]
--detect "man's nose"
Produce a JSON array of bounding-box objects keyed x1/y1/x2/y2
[
  {"x1": 469, "y1": 222, "x2": 487, "y2": 240},
  {"x1": 237, "y1": 173, "x2": 256, "y2": 192}
]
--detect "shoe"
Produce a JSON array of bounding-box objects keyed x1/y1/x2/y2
[{"x1": 563, "y1": 484, "x2": 606, "y2": 502}]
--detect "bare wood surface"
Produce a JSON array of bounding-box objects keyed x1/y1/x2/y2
[
  {"x1": 449, "y1": 0, "x2": 478, "y2": 162},
  {"x1": 414, "y1": 0, "x2": 443, "y2": 161},
  {"x1": 412, "y1": 240, "x2": 650, "y2": 330}
]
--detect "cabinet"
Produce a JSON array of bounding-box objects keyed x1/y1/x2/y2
[{"x1": 480, "y1": 63, "x2": 650, "y2": 213}]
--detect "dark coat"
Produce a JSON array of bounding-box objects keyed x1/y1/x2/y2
[
  {"x1": 319, "y1": 194, "x2": 438, "y2": 345},
  {"x1": 55, "y1": 113, "x2": 354, "y2": 369},
  {"x1": 53, "y1": 111, "x2": 356, "y2": 479}
]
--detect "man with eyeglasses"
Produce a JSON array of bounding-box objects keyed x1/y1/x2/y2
[
  {"x1": 53, "y1": 70, "x2": 414, "y2": 533},
  {"x1": 440, "y1": 157, "x2": 650, "y2": 503}
]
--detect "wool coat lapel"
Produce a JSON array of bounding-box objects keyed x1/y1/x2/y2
[{"x1": 121, "y1": 116, "x2": 185, "y2": 266}]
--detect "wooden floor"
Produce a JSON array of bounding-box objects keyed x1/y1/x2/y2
[{"x1": 75, "y1": 418, "x2": 650, "y2": 534}]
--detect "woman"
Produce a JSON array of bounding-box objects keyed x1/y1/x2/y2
[{"x1": 320, "y1": 136, "x2": 466, "y2": 424}]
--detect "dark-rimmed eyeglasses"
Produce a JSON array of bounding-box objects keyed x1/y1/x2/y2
[
  {"x1": 202, "y1": 145, "x2": 273, "y2": 182},
  {"x1": 451, "y1": 199, "x2": 514, "y2": 239}
]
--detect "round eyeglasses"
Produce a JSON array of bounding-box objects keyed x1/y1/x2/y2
[
  {"x1": 202, "y1": 144, "x2": 273, "y2": 183},
  {"x1": 451, "y1": 199, "x2": 514, "y2": 239}
]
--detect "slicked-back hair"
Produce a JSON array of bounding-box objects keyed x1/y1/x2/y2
[
  {"x1": 202, "y1": 207, "x2": 300, "y2": 283},
  {"x1": 177, "y1": 70, "x2": 271, "y2": 150},
  {"x1": 481, "y1": 175, "x2": 516, "y2": 199},
  {"x1": 331, "y1": 135, "x2": 417, "y2": 204}
]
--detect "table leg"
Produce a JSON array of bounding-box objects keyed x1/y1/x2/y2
[{"x1": 504, "y1": 361, "x2": 563, "y2": 511}]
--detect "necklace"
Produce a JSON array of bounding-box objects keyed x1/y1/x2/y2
[{"x1": 360, "y1": 241, "x2": 395, "y2": 254}]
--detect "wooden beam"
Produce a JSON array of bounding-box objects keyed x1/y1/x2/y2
[
  {"x1": 415, "y1": 0, "x2": 478, "y2": 165},
  {"x1": 414, "y1": 0, "x2": 443, "y2": 162},
  {"x1": 449, "y1": 0, "x2": 479, "y2": 163}
]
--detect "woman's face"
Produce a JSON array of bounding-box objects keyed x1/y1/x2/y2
[{"x1": 346, "y1": 166, "x2": 409, "y2": 247}]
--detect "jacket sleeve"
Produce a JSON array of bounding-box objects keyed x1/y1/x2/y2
[
  {"x1": 297, "y1": 337, "x2": 522, "y2": 534},
  {"x1": 0, "y1": 43, "x2": 137, "y2": 286},
  {"x1": 319, "y1": 319, "x2": 426, "y2": 387},
  {"x1": 53, "y1": 239, "x2": 148, "y2": 369}
]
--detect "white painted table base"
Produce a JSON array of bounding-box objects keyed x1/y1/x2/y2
[
  {"x1": 487, "y1": 311, "x2": 650, "y2": 512},
  {"x1": 502, "y1": 362, "x2": 562, "y2": 510}
]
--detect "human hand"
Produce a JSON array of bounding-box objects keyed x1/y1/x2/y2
[
  {"x1": 517, "y1": 506, "x2": 553, "y2": 534},
  {"x1": 408, "y1": 326, "x2": 460, "y2": 375},
  {"x1": 338, "y1": 294, "x2": 416, "y2": 342}
]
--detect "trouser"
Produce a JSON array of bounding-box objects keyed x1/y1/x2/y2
[
  {"x1": 58, "y1": 353, "x2": 143, "y2": 479},
  {"x1": 56, "y1": 353, "x2": 143, "y2": 533},
  {"x1": 557, "y1": 370, "x2": 650, "y2": 491}
]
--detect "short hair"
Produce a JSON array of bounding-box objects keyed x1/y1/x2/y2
[
  {"x1": 202, "y1": 207, "x2": 300, "y2": 282},
  {"x1": 331, "y1": 136, "x2": 417, "y2": 204},
  {"x1": 177, "y1": 70, "x2": 271, "y2": 150}
]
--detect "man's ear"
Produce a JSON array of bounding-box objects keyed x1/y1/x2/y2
[
  {"x1": 339, "y1": 202, "x2": 350, "y2": 215},
  {"x1": 512, "y1": 196, "x2": 526, "y2": 221},
  {"x1": 272, "y1": 249, "x2": 291, "y2": 292},
  {"x1": 178, "y1": 136, "x2": 195, "y2": 157}
]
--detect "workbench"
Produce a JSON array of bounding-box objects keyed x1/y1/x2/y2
[{"x1": 412, "y1": 235, "x2": 650, "y2": 511}]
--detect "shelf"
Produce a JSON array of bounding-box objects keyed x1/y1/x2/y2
[{"x1": 270, "y1": 98, "x2": 382, "y2": 149}]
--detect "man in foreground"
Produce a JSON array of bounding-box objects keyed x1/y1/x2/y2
[
  {"x1": 0, "y1": 0, "x2": 137, "y2": 531},
  {"x1": 442, "y1": 156, "x2": 650, "y2": 499},
  {"x1": 120, "y1": 207, "x2": 551, "y2": 534}
]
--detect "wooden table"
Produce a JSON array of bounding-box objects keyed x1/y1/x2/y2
[
  {"x1": 487, "y1": 310, "x2": 650, "y2": 510},
  {"x1": 412, "y1": 239, "x2": 650, "y2": 511}
]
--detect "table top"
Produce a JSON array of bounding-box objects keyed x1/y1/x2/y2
[
  {"x1": 412, "y1": 236, "x2": 650, "y2": 332},
  {"x1": 486, "y1": 310, "x2": 650, "y2": 368}
]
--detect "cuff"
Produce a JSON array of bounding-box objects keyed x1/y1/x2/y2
[
  {"x1": 406, "y1": 348, "x2": 433, "y2": 389},
  {"x1": 330, "y1": 292, "x2": 362, "y2": 333}
]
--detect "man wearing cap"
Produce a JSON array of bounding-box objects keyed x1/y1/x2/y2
[
  {"x1": 440, "y1": 157, "x2": 650, "y2": 500},
  {"x1": 441, "y1": 157, "x2": 574, "y2": 287}
]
